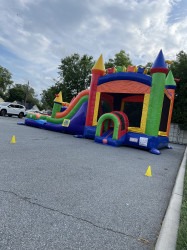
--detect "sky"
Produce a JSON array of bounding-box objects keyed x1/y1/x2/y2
[{"x1": 0, "y1": 0, "x2": 187, "y2": 99}]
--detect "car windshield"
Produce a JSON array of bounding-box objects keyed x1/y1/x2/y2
[{"x1": 0, "y1": 102, "x2": 9, "y2": 106}]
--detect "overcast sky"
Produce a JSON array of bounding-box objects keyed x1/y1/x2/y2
[{"x1": 0, "y1": 0, "x2": 187, "y2": 98}]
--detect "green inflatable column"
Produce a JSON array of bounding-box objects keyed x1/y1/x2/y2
[
  {"x1": 145, "y1": 50, "x2": 168, "y2": 136},
  {"x1": 51, "y1": 91, "x2": 63, "y2": 118}
]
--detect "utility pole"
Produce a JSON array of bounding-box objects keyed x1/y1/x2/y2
[{"x1": 24, "y1": 81, "x2": 29, "y2": 107}]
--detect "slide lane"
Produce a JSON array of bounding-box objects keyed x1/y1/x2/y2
[
  {"x1": 55, "y1": 89, "x2": 89, "y2": 118},
  {"x1": 46, "y1": 95, "x2": 88, "y2": 124},
  {"x1": 42, "y1": 101, "x2": 88, "y2": 135},
  {"x1": 26, "y1": 89, "x2": 89, "y2": 122}
]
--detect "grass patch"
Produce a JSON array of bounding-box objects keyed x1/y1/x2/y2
[{"x1": 176, "y1": 161, "x2": 187, "y2": 250}]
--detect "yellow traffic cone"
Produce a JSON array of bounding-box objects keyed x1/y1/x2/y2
[
  {"x1": 10, "y1": 135, "x2": 16, "y2": 144},
  {"x1": 145, "y1": 166, "x2": 152, "y2": 177}
]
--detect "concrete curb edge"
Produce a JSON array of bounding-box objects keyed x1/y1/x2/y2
[{"x1": 155, "y1": 146, "x2": 187, "y2": 250}]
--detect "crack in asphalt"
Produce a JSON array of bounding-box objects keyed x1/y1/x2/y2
[
  {"x1": 174, "y1": 192, "x2": 183, "y2": 197},
  {"x1": 0, "y1": 189, "x2": 153, "y2": 246}
]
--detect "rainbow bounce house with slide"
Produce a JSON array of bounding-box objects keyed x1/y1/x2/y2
[{"x1": 25, "y1": 50, "x2": 176, "y2": 155}]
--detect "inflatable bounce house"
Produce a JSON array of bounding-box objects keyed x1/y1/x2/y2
[{"x1": 25, "y1": 50, "x2": 176, "y2": 154}]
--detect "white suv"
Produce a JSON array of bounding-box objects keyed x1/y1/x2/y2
[{"x1": 0, "y1": 102, "x2": 26, "y2": 118}]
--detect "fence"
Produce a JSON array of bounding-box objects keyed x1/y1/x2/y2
[{"x1": 169, "y1": 123, "x2": 187, "y2": 145}]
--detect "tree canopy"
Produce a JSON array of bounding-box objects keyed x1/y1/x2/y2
[
  {"x1": 105, "y1": 50, "x2": 132, "y2": 68},
  {"x1": 41, "y1": 53, "x2": 94, "y2": 108},
  {"x1": 40, "y1": 51, "x2": 132, "y2": 109},
  {"x1": 58, "y1": 53, "x2": 94, "y2": 102},
  {"x1": 40, "y1": 81, "x2": 64, "y2": 109},
  {"x1": 171, "y1": 51, "x2": 187, "y2": 129},
  {"x1": 0, "y1": 66, "x2": 13, "y2": 98},
  {"x1": 6, "y1": 82, "x2": 40, "y2": 109}
]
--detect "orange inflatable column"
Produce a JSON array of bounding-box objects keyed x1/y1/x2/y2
[{"x1": 165, "y1": 71, "x2": 176, "y2": 136}]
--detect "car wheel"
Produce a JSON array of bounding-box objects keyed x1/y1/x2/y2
[
  {"x1": 1, "y1": 109, "x2": 7, "y2": 116},
  {"x1": 18, "y1": 112, "x2": 24, "y2": 118},
  {"x1": 8, "y1": 114, "x2": 12, "y2": 117}
]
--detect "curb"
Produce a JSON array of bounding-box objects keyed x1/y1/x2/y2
[{"x1": 155, "y1": 146, "x2": 187, "y2": 250}]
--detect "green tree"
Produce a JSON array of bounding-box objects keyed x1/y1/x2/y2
[
  {"x1": 105, "y1": 50, "x2": 132, "y2": 68},
  {"x1": 40, "y1": 81, "x2": 64, "y2": 109},
  {"x1": 140, "y1": 62, "x2": 153, "y2": 75},
  {"x1": 105, "y1": 58, "x2": 115, "y2": 68},
  {"x1": 145, "y1": 62, "x2": 152, "y2": 68},
  {"x1": 7, "y1": 83, "x2": 39, "y2": 108},
  {"x1": 8, "y1": 85, "x2": 25, "y2": 102},
  {"x1": 58, "y1": 54, "x2": 94, "y2": 102},
  {"x1": 171, "y1": 51, "x2": 187, "y2": 129},
  {"x1": 0, "y1": 66, "x2": 13, "y2": 98}
]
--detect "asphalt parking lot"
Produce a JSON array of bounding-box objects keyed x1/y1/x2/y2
[{"x1": 0, "y1": 116, "x2": 185, "y2": 250}]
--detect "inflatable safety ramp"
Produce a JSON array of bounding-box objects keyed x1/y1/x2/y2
[{"x1": 95, "y1": 111, "x2": 129, "y2": 146}]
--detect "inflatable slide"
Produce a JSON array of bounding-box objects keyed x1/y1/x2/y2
[{"x1": 25, "y1": 90, "x2": 89, "y2": 135}]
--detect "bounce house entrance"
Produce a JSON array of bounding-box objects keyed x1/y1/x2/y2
[
  {"x1": 102, "y1": 119, "x2": 114, "y2": 139},
  {"x1": 95, "y1": 111, "x2": 129, "y2": 146}
]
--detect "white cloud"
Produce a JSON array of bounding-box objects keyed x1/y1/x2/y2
[{"x1": 0, "y1": 0, "x2": 186, "y2": 98}]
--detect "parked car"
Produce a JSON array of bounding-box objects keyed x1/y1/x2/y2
[{"x1": 0, "y1": 102, "x2": 26, "y2": 118}]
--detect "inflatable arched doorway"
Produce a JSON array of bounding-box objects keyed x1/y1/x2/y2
[{"x1": 95, "y1": 111, "x2": 129, "y2": 143}]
